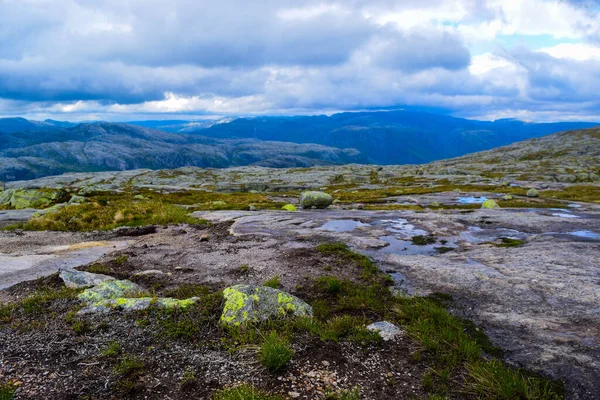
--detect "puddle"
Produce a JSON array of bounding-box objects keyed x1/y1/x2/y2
[
  {"x1": 552, "y1": 213, "x2": 580, "y2": 219},
  {"x1": 378, "y1": 219, "x2": 428, "y2": 237},
  {"x1": 372, "y1": 235, "x2": 455, "y2": 257},
  {"x1": 568, "y1": 204, "x2": 582, "y2": 208},
  {"x1": 569, "y1": 231, "x2": 600, "y2": 240},
  {"x1": 458, "y1": 196, "x2": 487, "y2": 204},
  {"x1": 460, "y1": 226, "x2": 528, "y2": 244},
  {"x1": 318, "y1": 219, "x2": 370, "y2": 232}
]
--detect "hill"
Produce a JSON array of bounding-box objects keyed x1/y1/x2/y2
[
  {"x1": 423, "y1": 126, "x2": 600, "y2": 183},
  {"x1": 0, "y1": 122, "x2": 363, "y2": 181},
  {"x1": 180, "y1": 110, "x2": 598, "y2": 164}
]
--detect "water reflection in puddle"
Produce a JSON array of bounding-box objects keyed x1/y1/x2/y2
[
  {"x1": 570, "y1": 231, "x2": 600, "y2": 240},
  {"x1": 318, "y1": 219, "x2": 370, "y2": 232},
  {"x1": 379, "y1": 219, "x2": 428, "y2": 237},
  {"x1": 458, "y1": 196, "x2": 487, "y2": 204},
  {"x1": 552, "y1": 213, "x2": 580, "y2": 219}
]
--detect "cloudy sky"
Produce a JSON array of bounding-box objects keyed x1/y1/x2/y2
[{"x1": 1, "y1": 0, "x2": 600, "y2": 122}]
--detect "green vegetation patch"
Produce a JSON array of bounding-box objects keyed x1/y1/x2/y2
[
  {"x1": 497, "y1": 238, "x2": 526, "y2": 248},
  {"x1": 213, "y1": 384, "x2": 284, "y2": 400},
  {"x1": 259, "y1": 331, "x2": 294, "y2": 373},
  {"x1": 8, "y1": 199, "x2": 207, "y2": 231}
]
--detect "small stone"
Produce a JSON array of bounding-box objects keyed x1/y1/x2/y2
[
  {"x1": 199, "y1": 234, "x2": 210, "y2": 242},
  {"x1": 367, "y1": 321, "x2": 403, "y2": 341},
  {"x1": 288, "y1": 392, "x2": 300, "y2": 398},
  {"x1": 322, "y1": 361, "x2": 330, "y2": 367}
]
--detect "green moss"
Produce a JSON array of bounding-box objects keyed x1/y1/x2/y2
[
  {"x1": 412, "y1": 235, "x2": 436, "y2": 245},
  {"x1": 497, "y1": 238, "x2": 526, "y2": 248}
]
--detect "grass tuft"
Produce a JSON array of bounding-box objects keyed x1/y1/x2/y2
[
  {"x1": 102, "y1": 341, "x2": 122, "y2": 358},
  {"x1": 263, "y1": 276, "x2": 281, "y2": 289},
  {"x1": 213, "y1": 384, "x2": 284, "y2": 400},
  {"x1": 259, "y1": 331, "x2": 294, "y2": 373}
]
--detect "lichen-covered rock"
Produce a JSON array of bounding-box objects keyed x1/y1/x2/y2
[
  {"x1": 78, "y1": 296, "x2": 198, "y2": 314},
  {"x1": 367, "y1": 321, "x2": 402, "y2": 341},
  {"x1": 78, "y1": 280, "x2": 141, "y2": 304},
  {"x1": 0, "y1": 189, "x2": 63, "y2": 209},
  {"x1": 220, "y1": 284, "x2": 312, "y2": 326},
  {"x1": 481, "y1": 199, "x2": 501, "y2": 209},
  {"x1": 68, "y1": 195, "x2": 86, "y2": 204},
  {"x1": 299, "y1": 191, "x2": 333, "y2": 209},
  {"x1": 526, "y1": 188, "x2": 539, "y2": 198},
  {"x1": 133, "y1": 194, "x2": 147, "y2": 200},
  {"x1": 0, "y1": 189, "x2": 14, "y2": 205},
  {"x1": 60, "y1": 269, "x2": 115, "y2": 289},
  {"x1": 33, "y1": 203, "x2": 67, "y2": 217},
  {"x1": 503, "y1": 195, "x2": 513, "y2": 200},
  {"x1": 281, "y1": 204, "x2": 297, "y2": 212},
  {"x1": 79, "y1": 297, "x2": 196, "y2": 314}
]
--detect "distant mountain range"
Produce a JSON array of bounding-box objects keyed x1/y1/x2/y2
[
  {"x1": 0, "y1": 111, "x2": 597, "y2": 181},
  {"x1": 0, "y1": 120, "x2": 363, "y2": 181}
]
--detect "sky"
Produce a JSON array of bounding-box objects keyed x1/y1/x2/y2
[{"x1": 1, "y1": 0, "x2": 600, "y2": 122}]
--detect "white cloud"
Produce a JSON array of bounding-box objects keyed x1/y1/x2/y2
[{"x1": 540, "y1": 43, "x2": 600, "y2": 60}]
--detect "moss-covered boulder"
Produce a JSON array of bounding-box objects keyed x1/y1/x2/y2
[
  {"x1": 481, "y1": 199, "x2": 501, "y2": 209},
  {"x1": 0, "y1": 189, "x2": 64, "y2": 209},
  {"x1": 78, "y1": 280, "x2": 142, "y2": 304},
  {"x1": 281, "y1": 204, "x2": 297, "y2": 212},
  {"x1": 220, "y1": 284, "x2": 312, "y2": 326},
  {"x1": 299, "y1": 191, "x2": 333, "y2": 209},
  {"x1": 526, "y1": 188, "x2": 539, "y2": 198}
]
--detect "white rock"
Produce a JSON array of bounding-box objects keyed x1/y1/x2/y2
[{"x1": 367, "y1": 321, "x2": 403, "y2": 341}]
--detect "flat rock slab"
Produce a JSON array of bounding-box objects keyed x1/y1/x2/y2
[
  {"x1": 0, "y1": 240, "x2": 130, "y2": 289},
  {"x1": 192, "y1": 208, "x2": 600, "y2": 398}
]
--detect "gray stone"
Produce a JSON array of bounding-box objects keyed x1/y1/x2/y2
[
  {"x1": 68, "y1": 195, "x2": 86, "y2": 204},
  {"x1": 527, "y1": 188, "x2": 539, "y2": 198},
  {"x1": 59, "y1": 269, "x2": 115, "y2": 289},
  {"x1": 367, "y1": 321, "x2": 402, "y2": 341}
]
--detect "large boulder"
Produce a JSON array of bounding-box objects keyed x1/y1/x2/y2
[
  {"x1": 221, "y1": 284, "x2": 312, "y2": 326},
  {"x1": 526, "y1": 188, "x2": 539, "y2": 198},
  {"x1": 60, "y1": 269, "x2": 115, "y2": 289},
  {"x1": 0, "y1": 188, "x2": 63, "y2": 209},
  {"x1": 78, "y1": 280, "x2": 142, "y2": 304},
  {"x1": 299, "y1": 191, "x2": 333, "y2": 209}
]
